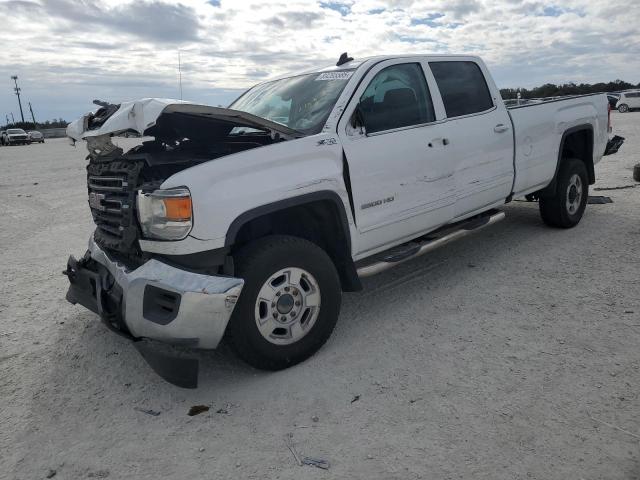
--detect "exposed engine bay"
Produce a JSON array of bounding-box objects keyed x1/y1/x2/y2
[{"x1": 70, "y1": 99, "x2": 302, "y2": 263}]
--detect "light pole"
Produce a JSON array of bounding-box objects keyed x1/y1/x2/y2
[
  {"x1": 11, "y1": 75, "x2": 25, "y2": 123},
  {"x1": 28, "y1": 102, "x2": 37, "y2": 128}
]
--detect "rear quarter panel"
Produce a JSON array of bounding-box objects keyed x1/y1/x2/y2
[{"x1": 510, "y1": 94, "x2": 608, "y2": 195}]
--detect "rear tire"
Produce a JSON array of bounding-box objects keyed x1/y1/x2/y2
[
  {"x1": 539, "y1": 158, "x2": 588, "y2": 228},
  {"x1": 228, "y1": 235, "x2": 341, "y2": 370},
  {"x1": 618, "y1": 104, "x2": 629, "y2": 113}
]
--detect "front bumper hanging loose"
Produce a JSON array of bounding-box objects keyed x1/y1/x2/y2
[{"x1": 64, "y1": 236, "x2": 244, "y2": 387}]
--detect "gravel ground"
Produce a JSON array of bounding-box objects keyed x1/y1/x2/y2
[{"x1": 1, "y1": 112, "x2": 639, "y2": 480}]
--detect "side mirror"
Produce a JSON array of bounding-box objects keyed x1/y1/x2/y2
[{"x1": 350, "y1": 105, "x2": 367, "y2": 134}]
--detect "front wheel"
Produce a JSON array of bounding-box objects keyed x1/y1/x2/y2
[
  {"x1": 539, "y1": 158, "x2": 588, "y2": 228},
  {"x1": 618, "y1": 104, "x2": 629, "y2": 113},
  {"x1": 228, "y1": 235, "x2": 341, "y2": 370}
]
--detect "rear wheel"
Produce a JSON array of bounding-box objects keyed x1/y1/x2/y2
[
  {"x1": 539, "y1": 158, "x2": 588, "y2": 228},
  {"x1": 618, "y1": 103, "x2": 629, "y2": 113},
  {"x1": 228, "y1": 235, "x2": 341, "y2": 370}
]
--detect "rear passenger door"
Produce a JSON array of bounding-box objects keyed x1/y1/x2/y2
[
  {"x1": 428, "y1": 60, "x2": 514, "y2": 218},
  {"x1": 338, "y1": 60, "x2": 455, "y2": 256}
]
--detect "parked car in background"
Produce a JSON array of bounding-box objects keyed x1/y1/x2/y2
[
  {"x1": 1, "y1": 128, "x2": 30, "y2": 145},
  {"x1": 607, "y1": 93, "x2": 620, "y2": 109},
  {"x1": 28, "y1": 130, "x2": 45, "y2": 143},
  {"x1": 616, "y1": 91, "x2": 640, "y2": 112}
]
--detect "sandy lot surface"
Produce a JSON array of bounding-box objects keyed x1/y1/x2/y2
[{"x1": 1, "y1": 112, "x2": 639, "y2": 480}]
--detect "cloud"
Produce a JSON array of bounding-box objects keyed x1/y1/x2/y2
[
  {"x1": 0, "y1": 0, "x2": 638, "y2": 121},
  {"x1": 5, "y1": 0, "x2": 202, "y2": 43}
]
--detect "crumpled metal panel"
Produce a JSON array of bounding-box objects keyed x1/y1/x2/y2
[
  {"x1": 66, "y1": 98, "x2": 301, "y2": 142},
  {"x1": 88, "y1": 236, "x2": 244, "y2": 349}
]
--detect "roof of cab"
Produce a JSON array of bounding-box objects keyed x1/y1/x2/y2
[{"x1": 264, "y1": 53, "x2": 483, "y2": 84}]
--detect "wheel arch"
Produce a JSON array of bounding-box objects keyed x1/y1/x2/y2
[
  {"x1": 540, "y1": 124, "x2": 594, "y2": 197},
  {"x1": 225, "y1": 191, "x2": 362, "y2": 292}
]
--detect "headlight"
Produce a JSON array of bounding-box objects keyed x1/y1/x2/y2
[{"x1": 137, "y1": 187, "x2": 192, "y2": 240}]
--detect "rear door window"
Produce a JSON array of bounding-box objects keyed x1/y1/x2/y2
[
  {"x1": 359, "y1": 63, "x2": 435, "y2": 134},
  {"x1": 429, "y1": 61, "x2": 494, "y2": 117}
]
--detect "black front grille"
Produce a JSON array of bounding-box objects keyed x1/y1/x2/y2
[{"x1": 87, "y1": 160, "x2": 143, "y2": 254}]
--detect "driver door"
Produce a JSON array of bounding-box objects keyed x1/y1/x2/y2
[{"x1": 338, "y1": 60, "x2": 456, "y2": 256}]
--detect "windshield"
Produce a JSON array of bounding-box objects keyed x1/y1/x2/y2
[
  {"x1": 7, "y1": 129, "x2": 26, "y2": 134},
  {"x1": 230, "y1": 70, "x2": 355, "y2": 135}
]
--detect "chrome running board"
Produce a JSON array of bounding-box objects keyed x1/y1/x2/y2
[{"x1": 356, "y1": 210, "x2": 505, "y2": 278}]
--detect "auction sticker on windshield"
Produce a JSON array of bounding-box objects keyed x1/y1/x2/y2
[{"x1": 315, "y1": 71, "x2": 354, "y2": 81}]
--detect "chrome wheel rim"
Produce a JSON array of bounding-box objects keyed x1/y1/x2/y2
[
  {"x1": 254, "y1": 267, "x2": 321, "y2": 345},
  {"x1": 566, "y1": 173, "x2": 583, "y2": 215}
]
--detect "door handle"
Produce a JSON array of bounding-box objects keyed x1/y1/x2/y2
[
  {"x1": 494, "y1": 124, "x2": 509, "y2": 133},
  {"x1": 427, "y1": 138, "x2": 450, "y2": 148}
]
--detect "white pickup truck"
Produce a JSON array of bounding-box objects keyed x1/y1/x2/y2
[{"x1": 65, "y1": 54, "x2": 619, "y2": 387}]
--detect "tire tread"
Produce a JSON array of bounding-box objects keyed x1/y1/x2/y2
[
  {"x1": 228, "y1": 235, "x2": 341, "y2": 370},
  {"x1": 539, "y1": 158, "x2": 588, "y2": 228}
]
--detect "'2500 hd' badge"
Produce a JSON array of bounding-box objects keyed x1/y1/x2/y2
[{"x1": 361, "y1": 196, "x2": 394, "y2": 210}]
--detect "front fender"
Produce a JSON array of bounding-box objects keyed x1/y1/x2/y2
[{"x1": 161, "y1": 134, "x2": 354, "y2": 250}]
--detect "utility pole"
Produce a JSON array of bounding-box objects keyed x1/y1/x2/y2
[
  {"x1": 11, "y1": 75, "x2": 25, "y2": 123},
  {"x1": 28, "y1": 102, "x2": 37, "y2": 128},
  {"x1": 178, "y1": 51, "x2": 183, "y2": 100},
  {"x1": 10, "y1": 112, "x2": 15, "y2": 123}
]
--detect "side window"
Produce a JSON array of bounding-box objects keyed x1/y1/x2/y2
[
  {"x1": 429, "y1": 61, "x2": 494, "y2": 117},
  {"x1": 358, "y1": 63, "x2": 435, "y2": 134}
]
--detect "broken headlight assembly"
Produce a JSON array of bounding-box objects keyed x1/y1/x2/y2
[{"x1": 137, "y1": 187, "x2": 192, "y2": 240}]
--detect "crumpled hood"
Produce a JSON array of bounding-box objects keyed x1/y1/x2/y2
[{"x1": 66, "y1": 97, "x2": 302, "y2": 142}]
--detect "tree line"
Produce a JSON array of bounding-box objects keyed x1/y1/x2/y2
[
  {"x1": 3, "y1": 118, "x2": 69, "y2": 130},
  {"x1": 500, "y1": 79, "x2": 639, "y2": 99}
]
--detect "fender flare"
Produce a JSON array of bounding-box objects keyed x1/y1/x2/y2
[{"x1": 224, "y1": 190, "x2": 352, "y2": 252}]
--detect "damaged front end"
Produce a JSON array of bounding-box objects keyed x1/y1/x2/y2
[
  {"x1": 64, "y1": 237, "x2": 243, "y2": 388},
  {"x1": 69, "y1": 98, "x2": 301, "y2": 260},
  {"x1": 64, "y1": 98, "x2": 301, "y2": 387}
]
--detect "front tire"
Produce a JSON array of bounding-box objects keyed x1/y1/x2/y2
[
  {"x1": 618, "y1": 104, "x2": 629, "y2": 113},
  {"x1": 228, "y1": 235, "x2": 341, "y2": 370},
  {"x1": 539, "y1": 158, "x2": 588, "y2": 228}
]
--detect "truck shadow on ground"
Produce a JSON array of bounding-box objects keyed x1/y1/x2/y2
[{"x1": 52, "y1": 200, "x2": 615, "y2": 394}]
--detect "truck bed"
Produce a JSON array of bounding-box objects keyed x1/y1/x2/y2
[
  {"x1": 504, "y1": 93, "x2": 605, "y2": 109},
  {"x1": 505, "y1": 93, "x2": 609, "y2": 196}
]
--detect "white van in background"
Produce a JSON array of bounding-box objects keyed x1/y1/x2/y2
[{"x1": 616, "y1": 90, "x2": 640, "y2": 112}]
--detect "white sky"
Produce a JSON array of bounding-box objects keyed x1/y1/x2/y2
[{"x1": 1, "y1": 0, "x2": 638, "y2": 122}]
